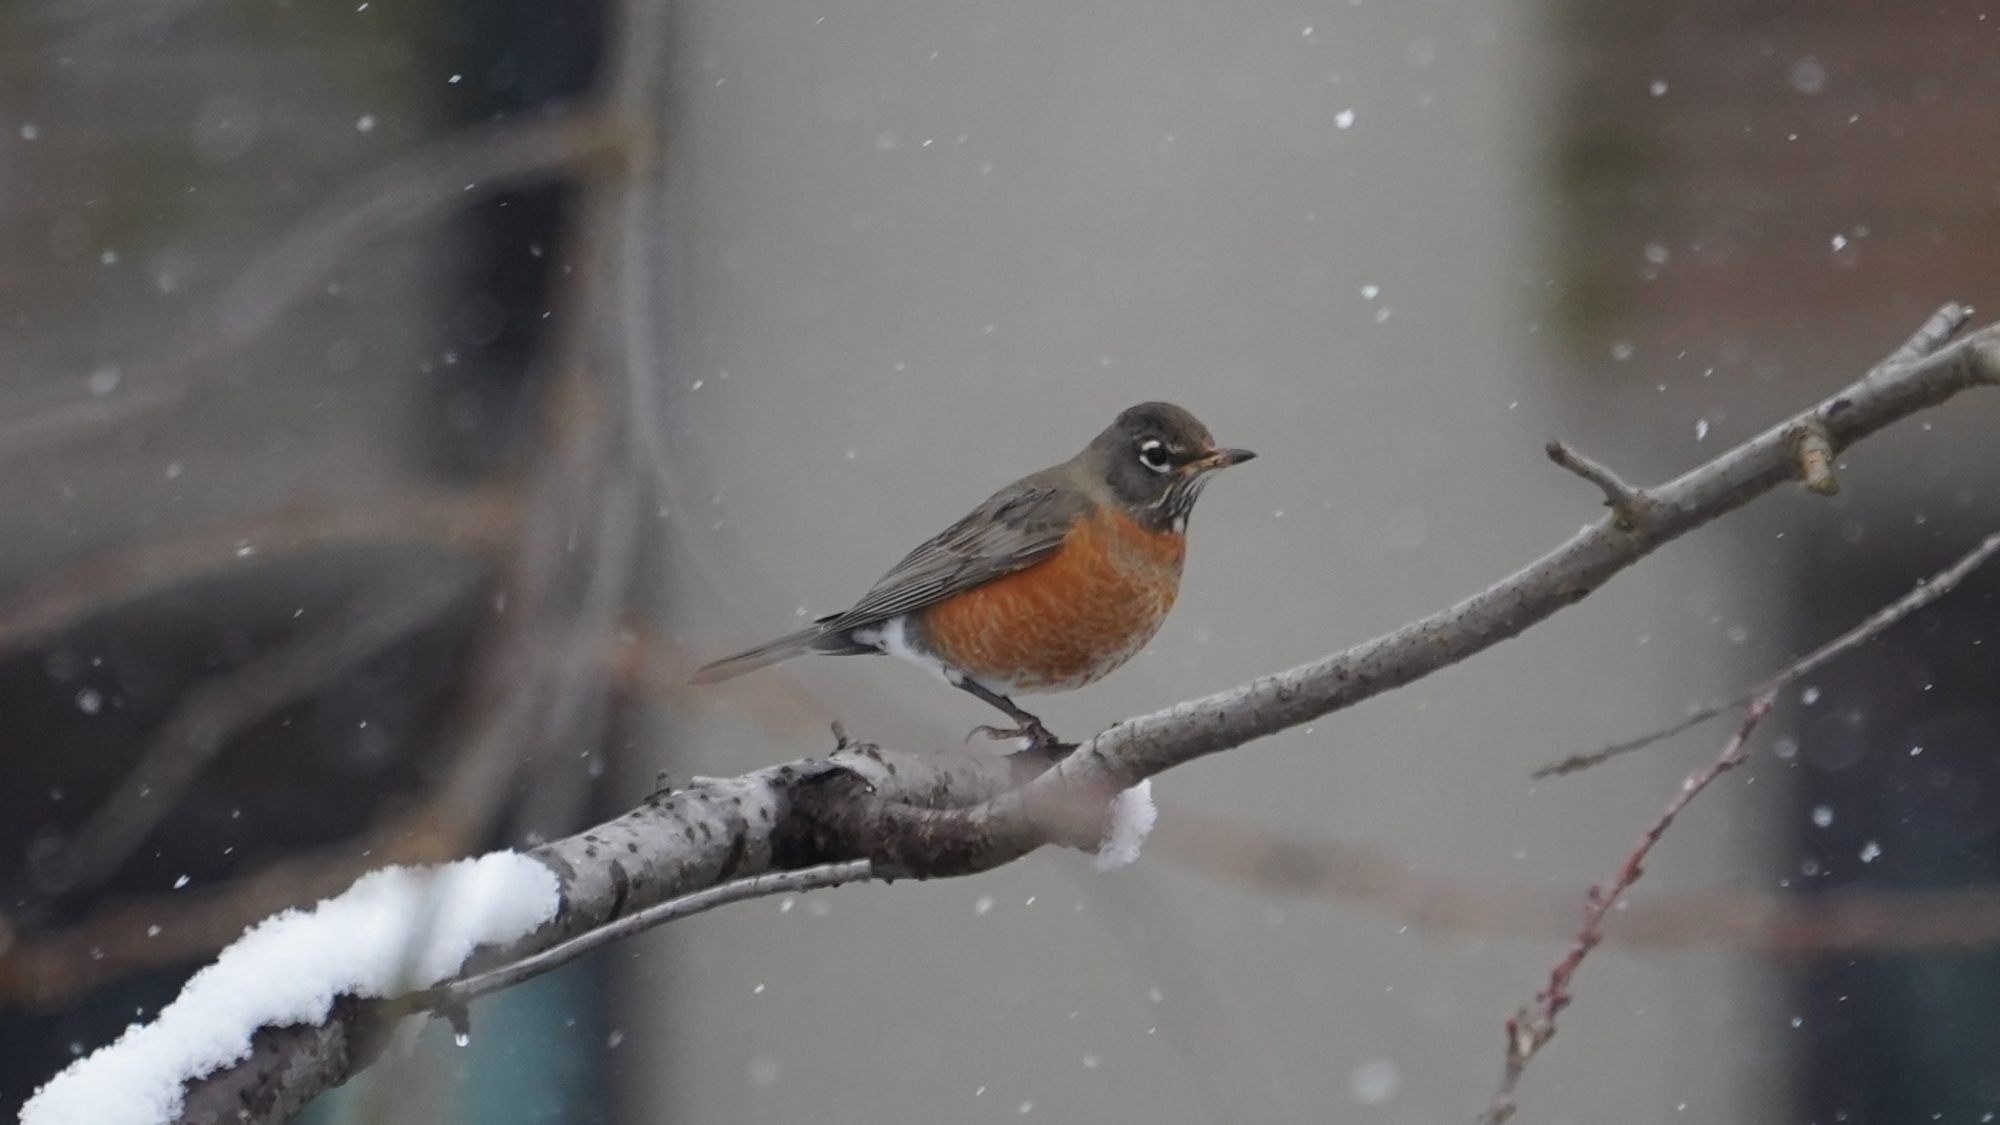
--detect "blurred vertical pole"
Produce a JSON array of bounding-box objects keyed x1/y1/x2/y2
[
  {"x1": 578, "y1": 3, "x2": 680, "y2": 1122},
  {"x1": 0, "y1": 0, "x2": 634, "y2": 1119}
]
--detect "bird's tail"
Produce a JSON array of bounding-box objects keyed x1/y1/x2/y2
[{"x1": 688, "y1": 623, "x2": 845, "y2": 685}]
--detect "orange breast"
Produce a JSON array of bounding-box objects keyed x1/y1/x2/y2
[{"x1": 917, "y1": 508, "x2": 1185, "y2": 693}]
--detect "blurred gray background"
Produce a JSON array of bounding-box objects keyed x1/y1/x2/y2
[{"x1": 4, "y1": 1, "x2": 1999, "y2": 1123}]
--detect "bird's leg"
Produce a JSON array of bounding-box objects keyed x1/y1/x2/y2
[{"x1": 954, "y1": 678, "x2": 1064, "y2": 753}]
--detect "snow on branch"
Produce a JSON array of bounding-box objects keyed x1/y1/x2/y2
[
  {"x1": 165, "y1": 745, "x2": 1027, "y2": 1124},
  {"x1": 20, "y1": 854, "x2": 559, "y2": 1125},
  {"x1": 31, "y1": 306, "x2": 2000, "y2": 1125},
  {"x1": 1092, "y1": 780, "x2": 1158, "y2": 872}
]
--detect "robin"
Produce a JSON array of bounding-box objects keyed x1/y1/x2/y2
[{"x1": 691, "y1": 402, "x2": 1255, "y2": 747}]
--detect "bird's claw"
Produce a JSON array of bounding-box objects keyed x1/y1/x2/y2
[{"x1": 966, "y1": 719, "x2": 1062, "y2": 752}]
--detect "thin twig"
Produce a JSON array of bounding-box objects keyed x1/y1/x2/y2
[
  {"x1": 1873, "y1": 302, "x2": 1974, "y2": 373},
  {"x1": 431, "y1": 861, "x2": 872, "y2": 1009},
  {"x1": 1481, "y1": 693, "x2": 1776, "y2": 1125},
  {"x1": 1544, "y1": 439, "x2": 1646, "y2": 524},
  {"x1": 1536, "y1": 529, "x2": 2000, "y2": 778}
]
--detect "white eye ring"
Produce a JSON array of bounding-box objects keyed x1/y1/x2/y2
[{"x1": 1138, "y1": 439, "x2": 1172, "y2": 473}]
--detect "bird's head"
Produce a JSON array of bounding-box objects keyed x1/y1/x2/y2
[{"x1": 1086, "y1": 401, "x2": 1255, "y2": 531}]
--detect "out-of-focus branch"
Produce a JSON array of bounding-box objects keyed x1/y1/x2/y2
[
  {"x1": 133, "y1": 306, "x2": 2000, "y2": 1123},
  {"x1": 28, "y1": 567, "x2": 481, "y2": 897},
  {"x1": 0, "y1": 113, "x2": 629, "y2": 460},
  {"x1": 22, "y1": 753, "x2": 2000, "y2": 1011},
  {"x1": 210, "y1": 115, "x2": 627, "y2": 347},
  {"x1": 1479, "y1": 695, "x2": 1777, "y2": 1125},
  {"x1": 1155, "y1": 810, "x2": 2000, "y2": 954},
  {"x1": 0, "y1": 487, "x2": 515, "y2": 656},
  {"x1": 1538, "y1": 527, "x2": 2000, "y2": 778}
]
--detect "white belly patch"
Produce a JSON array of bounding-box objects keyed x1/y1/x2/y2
[{"x1": 852, "y1": 616, "x2": 960, "y2": 686}]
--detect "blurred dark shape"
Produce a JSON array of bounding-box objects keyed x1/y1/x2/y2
[{"x1": 0, "y1": 0, "x2": 613, "y2": 1119}]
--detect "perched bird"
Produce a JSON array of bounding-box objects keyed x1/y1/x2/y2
[{"x1": 691, "y1": 402, "x2": 1254, "y2": 746}]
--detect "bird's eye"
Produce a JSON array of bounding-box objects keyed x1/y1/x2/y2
[{"x1": 1138, "y1": 439, "x2": 1172, "y2": 472}]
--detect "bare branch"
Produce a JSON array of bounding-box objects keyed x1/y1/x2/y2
[
  {"x1": 0, "y1": 488, "x2": 514, "y2": 657},
  {"x1": 1536, "y1": 528, "x2": 2000, "y2": 778},
  {"x1": 1480, "y1": 693, "x2": 1776, "y2": 1125},
  {"x1": 1156, "y1": 810, "x2": 2000, "y2": 954}
]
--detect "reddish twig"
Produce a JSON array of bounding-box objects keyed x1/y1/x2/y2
[{"x1": 1482, "y1": 692, "x2": 1776, "y2": 1124}]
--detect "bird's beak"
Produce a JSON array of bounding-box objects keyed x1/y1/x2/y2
[{"x1": 1190, "y1": 447, "x2": 1257, "y2": 473}]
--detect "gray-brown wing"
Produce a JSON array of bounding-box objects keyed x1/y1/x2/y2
[{"x1": 822, "y1": 479, "x2": 1089, "y2": 633}]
